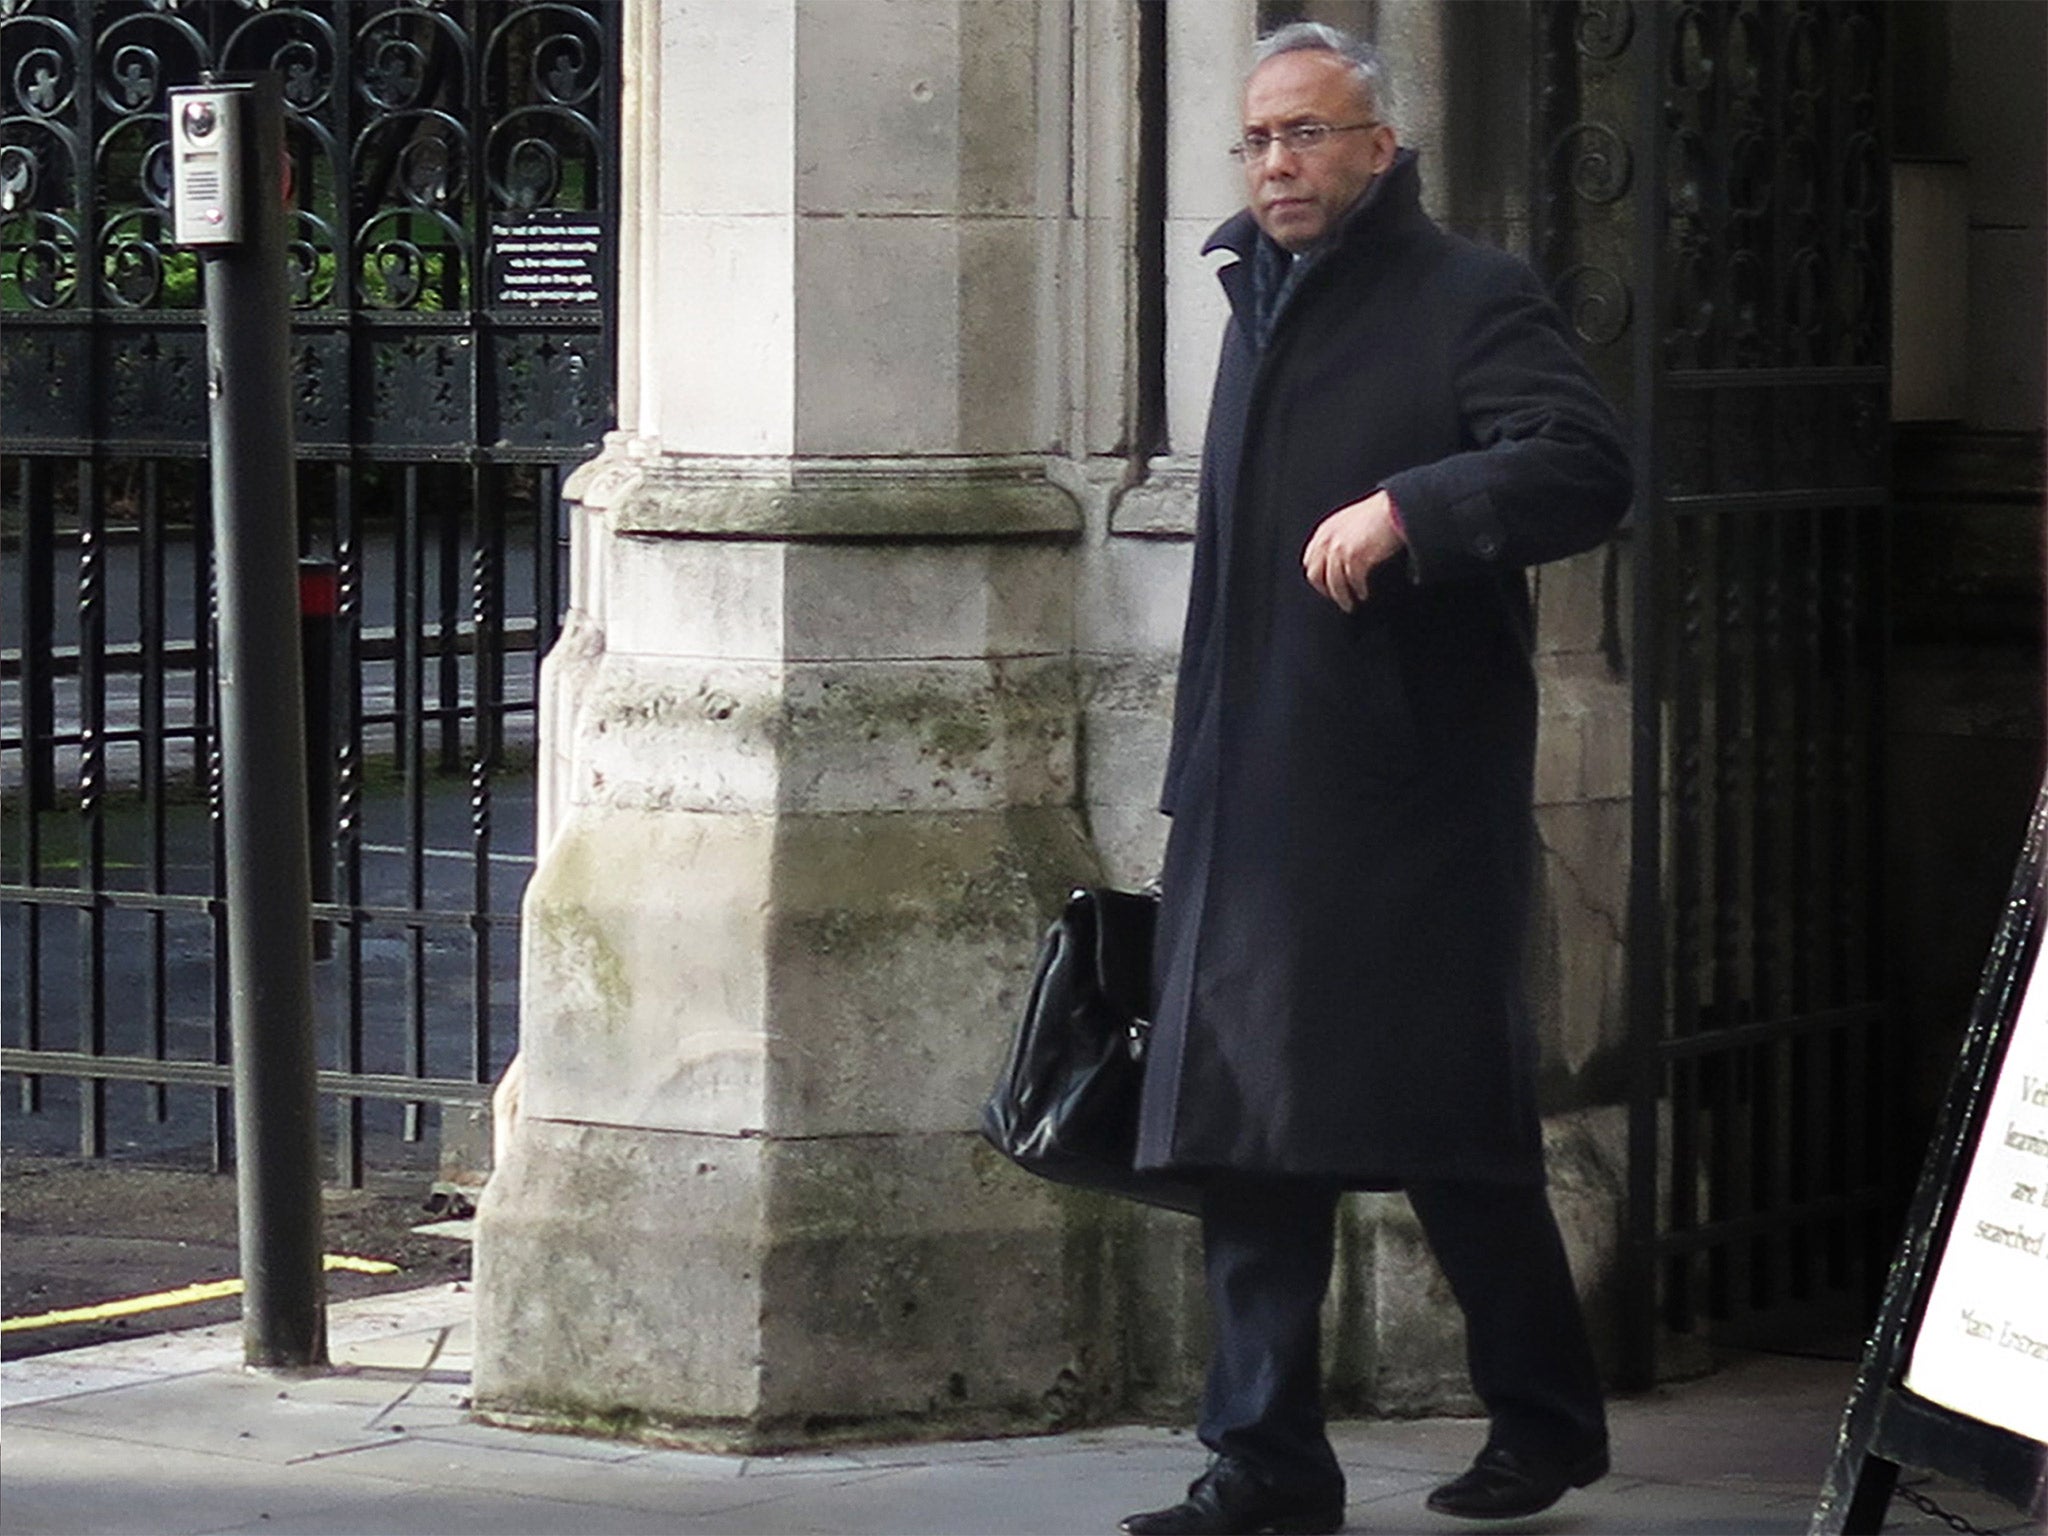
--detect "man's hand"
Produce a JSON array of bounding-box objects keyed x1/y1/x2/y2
[{"x1": 1302, "y1": 490, "x2": 1405, "y2": 613}]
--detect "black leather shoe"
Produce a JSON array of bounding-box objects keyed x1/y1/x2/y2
[
  {"x1": 1120, "y1": 1457, "x2": 1346, "y2": 1535},
  {"x1": 1424, "y1": 1443, "x2": 1609, "y2": 1521}
]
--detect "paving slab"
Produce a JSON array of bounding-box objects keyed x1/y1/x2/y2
[
  {"x1": 9, "y1": 1371, "x2": 447, "y2": 1467},
  {"x1": 0, "y1": 1421, "x2": 419, "y2": 1536},
  {"x1": 224, "y1": 1482, "x2": 699, "y2": 1536},
  {"x1": 281, "y1": 1436, "x2": 845, "y2": 1521},
  {"x1": 5, "y1": 1282, "x2": 2039, "y2": 1536}
]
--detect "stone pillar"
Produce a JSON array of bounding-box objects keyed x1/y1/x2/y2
[{"x1": 474, "y1": 0, "x2": 1115, "y2": 1447}]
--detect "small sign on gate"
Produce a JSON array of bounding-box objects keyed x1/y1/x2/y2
[{"x1": 489, "y1": 211, "x2": 606, "y2": 308}]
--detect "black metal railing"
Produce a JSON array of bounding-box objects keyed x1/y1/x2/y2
[{"x1": 2, "y1": 0, "x2": 617, "y2": 1185}]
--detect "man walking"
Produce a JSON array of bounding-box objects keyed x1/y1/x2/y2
[{"x1": 1125, "y1": 23, "x2": 1632, "y2": 1536}]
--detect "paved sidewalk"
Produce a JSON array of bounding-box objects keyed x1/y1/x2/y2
[{"x1": 0, "y1": 1284, "x2": 2029, "y2": 1535}]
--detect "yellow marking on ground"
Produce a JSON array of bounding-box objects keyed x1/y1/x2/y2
[
  {"x1": 324, "y1": 1255, "x2": 400, "y2": 1275},
  {"x1": 0, "y1": 1254, "x2": 401, "y2": 1333}
]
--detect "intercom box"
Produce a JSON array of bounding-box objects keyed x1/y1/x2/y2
[{"x1": 169, "y1": 86, "x2": 247, "y2": 246}]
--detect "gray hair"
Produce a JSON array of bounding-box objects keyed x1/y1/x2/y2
[{"x1": 1251, "y1": 22, "x2": 1396, "y2": 127}]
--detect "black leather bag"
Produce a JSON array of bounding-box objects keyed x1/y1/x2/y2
[{"x1": 980, "y1": 887, "x2": 1201, "y2": 1214}]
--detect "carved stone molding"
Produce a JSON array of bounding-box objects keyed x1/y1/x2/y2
[
  {"x1": 1108, "y1": 455, "x2": 1199, "y2": 538},
  {"x1": 598, "y1": 454, "x2": 1084, "y2": 542}
]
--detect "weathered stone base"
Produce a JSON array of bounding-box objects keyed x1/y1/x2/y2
[
  {"x1": 475, "y1": 1118, "x2": 1131, "y2": 1451},
  {"x1": 512, "y1": 803, "x2": 1095, "y2": 1134},
  {"x1": 475, "y1": 785, "x2": 1112, "y2": 1447}
]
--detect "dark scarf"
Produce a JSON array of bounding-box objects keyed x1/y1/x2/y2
[{"x1": 1250, "y1": 237, "x2": 1315, "y2": 351}]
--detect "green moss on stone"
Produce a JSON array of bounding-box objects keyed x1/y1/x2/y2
[{"x1": 528, "y1": 845, "x2": 633, "y2": 1027}]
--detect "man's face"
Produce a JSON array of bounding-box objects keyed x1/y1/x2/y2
[{"x1": 1240, "y1": 50, "x2": 1397, "y2": 251}]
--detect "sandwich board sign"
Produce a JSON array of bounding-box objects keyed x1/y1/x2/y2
[{"x1": 1811, "y1": 779, "x2": 2048, "y2": 1532}]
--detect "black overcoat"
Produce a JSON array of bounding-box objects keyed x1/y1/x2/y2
[{"x1": 1135, "y1": 151, "x2": 1631, "y2": 1188}]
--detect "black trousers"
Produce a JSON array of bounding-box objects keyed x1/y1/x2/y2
[{"x1": 1198, "y1": 1173, "x2": 1607, "y2": 1497}]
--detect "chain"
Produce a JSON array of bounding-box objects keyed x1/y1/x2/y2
[{"x1": 1895, "y1": 1483, "x2": 2006, "y2": 1536}]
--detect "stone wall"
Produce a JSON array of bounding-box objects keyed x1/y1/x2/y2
[{"x1": 475, "y1": 0, "x2": 1123, "y2": 1445}]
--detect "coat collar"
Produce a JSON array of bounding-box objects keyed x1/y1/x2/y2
[{"x1": 1204, "y1": 147, "x2": 1429, "y2": 315}]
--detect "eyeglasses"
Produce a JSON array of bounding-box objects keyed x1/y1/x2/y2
[{"x1": 1229, "y1": 122, "x2": 1381, "y2": 162}]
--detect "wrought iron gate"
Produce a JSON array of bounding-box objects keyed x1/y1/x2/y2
[
  {"x1": 1, "y1": 0, "x2": 617, "y2": 1184},
  {"x1": 1536, "y1": 0, "x2": 1892, "y2": 1377}
]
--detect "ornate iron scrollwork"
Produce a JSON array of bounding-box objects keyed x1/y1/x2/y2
[
  {"x1": 107, "y1": 325, "x2": 204, "y2": 435},
  {"x1": 1574, "y1": 1, "x2": 1635, "y2": 61},
  {"x1": 3, "y1": 10, "x2": 85, "y2": 309},
  {"x1": 372, "y1": 330, "x2": 470, "y2": 442},
  {"x1": 221, "y1": 5, "x2": 337, "y2": 111},
  {"x1": 482, "y1": 4, "x2": 603, "y2": 220},
  {"x1": 1552, "y1": 121, "x2": 1633, "y2": 206},
  {"x1": 494, "y1": 329, "x2": 603, "y2": 444},
  {"x1": 1552, "y1": 263, "x2": 1633, "y2": 349},
  {"x1": 1, "y1": 0, "x2": 615, "y2": 456},
  {"x1": 1534, "y1": 0, "x2": 1638, "y2": 393}
]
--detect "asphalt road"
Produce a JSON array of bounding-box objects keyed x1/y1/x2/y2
[{"x1": 0, "y1": 1150, "x2": 471, "y2": 1361}]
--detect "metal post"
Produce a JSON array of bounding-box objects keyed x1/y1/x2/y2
[{"x1": 180, "y1": 72, "x2": 328, "y2": 1370}]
